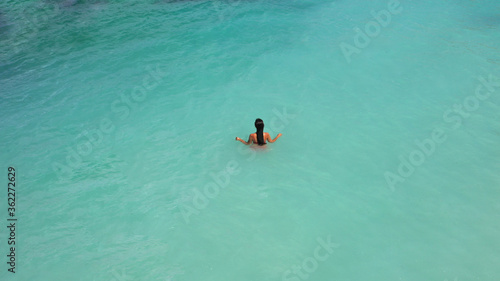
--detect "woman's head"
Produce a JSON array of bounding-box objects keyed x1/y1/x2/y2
[
  {"x1": 255, "y1": 118, "x2": 264, "y2": 130},
  {"x1": 254, "y1": 118, "x2": 265, "y2": 145}
]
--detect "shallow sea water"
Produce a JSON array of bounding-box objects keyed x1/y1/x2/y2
[{"x1": 0, "y1": 0, "x2": 499, "y2": 280}]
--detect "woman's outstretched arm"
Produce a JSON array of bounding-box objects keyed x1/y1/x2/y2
[
  {"x1": 266, "y1": 133, "x2": 282, "y2": 143},
  {"x1": 235, "y1": 135, "x2": 252, "y2": 145}
]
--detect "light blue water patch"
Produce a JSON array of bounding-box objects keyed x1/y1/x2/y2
[{"x1": 0, "y1": 0, "x2": 499, "y2": 280}]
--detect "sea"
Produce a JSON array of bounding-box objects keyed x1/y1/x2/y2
[{"x1": 0, "y1": 0, "x2": 499, "y2": 280}]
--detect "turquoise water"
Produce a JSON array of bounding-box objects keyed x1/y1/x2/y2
[{"x1": 1, "y1": 0, "x2": 500, "y2": 280}]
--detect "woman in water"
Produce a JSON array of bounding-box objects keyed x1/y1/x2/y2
[{"x1": 235, "y1": 118, "x2": 282, "y2": 146}]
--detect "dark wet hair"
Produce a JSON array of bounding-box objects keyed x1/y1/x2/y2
[{"x1": 255, "y1": 118, "x2": 265, "y2": 145}]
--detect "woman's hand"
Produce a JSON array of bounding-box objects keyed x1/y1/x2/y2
[{"x1": 235, "y1": 136, "x2": 250, "y2": 145}]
